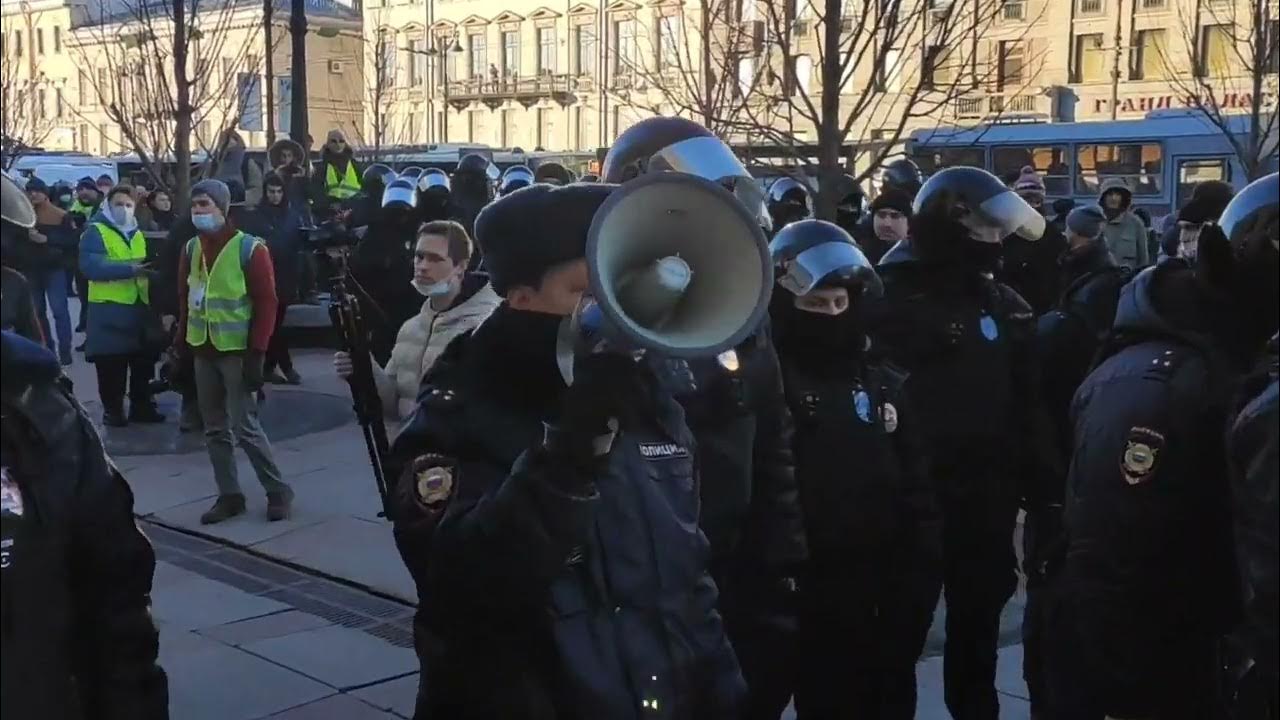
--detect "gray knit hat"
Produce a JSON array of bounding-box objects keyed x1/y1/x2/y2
[
  {"x1": 1066, "y1": 204, "x2": 1107, "y2": 239},
  {"x1": 191, "y1": 178, "x2": 231, "y2": 215}
]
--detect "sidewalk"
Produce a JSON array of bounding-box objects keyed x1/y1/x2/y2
[{"x1": 58, "y1": 296, "x2": 1031, "y2": 717}]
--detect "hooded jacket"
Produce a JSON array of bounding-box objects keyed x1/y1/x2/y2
[
  {"x1": 1098, "y1": 178, "x2": 1150, "y2": 269},
  {"x1": 78, "y1": 208, "x2": 153, "y2": 359},
  {"x1": 1, "y1": 331, "x2": 169, "y2": 720},
  {"x1": 213, "y1": 132, "x2": 264, "y2": 208},
  {"x1": 372, "y1": 274, "x2": 499, "y2": 419},
  {"x1": 1057, "y1": 261, "x2": 1242, "y2": 715}
]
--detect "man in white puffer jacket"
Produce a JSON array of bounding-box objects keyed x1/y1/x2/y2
[{"x1": 334, "y1": 220, "x2": 499, "y2": 419}]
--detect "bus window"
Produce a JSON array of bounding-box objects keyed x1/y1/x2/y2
[
  {"x1": 992, "y1": 146, "x2": 1071, "y2": 196},
  {"x1": 911, "y1": 147, "x2": 985, "y2": 175},
  {"x1": 1076, "y1": 143, "x2": 1164, "y2": 196},
  {"x1": 1175, "y1": 157, "x2": 1230, "y2": 209}
]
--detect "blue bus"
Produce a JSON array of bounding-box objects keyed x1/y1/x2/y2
[{"x1": 906, "y1": 109, "x2": 1278, "y2": 218}]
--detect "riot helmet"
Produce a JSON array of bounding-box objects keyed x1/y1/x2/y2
[
  {"x1": 1219, "y1": 172, "x2": 1279, "y2": 256},
  {"x1": 834, "y1": 174, "x2": 867, "y2": 227},
  {"x1": 500, "y1": 165, "x2": 535, "y2": 195},
  {"x1": 454, "y1": 153, "x2": 495, "y2": 203},
  {"x1": 913, "y1": 166, "x2": 1046, "y2": 245},
  {"x1": 767, "y1": 176, "x2": 814, "y2": 230},
  {"x1": 1, "y1": 172, "x2": 37, "y2": 230},
  {"x1": 534, "y1": 161, "x2": 573, "y2": 186},
  {"x1": 770, "y1": 219, "x2": 882, "y2": 298},
  {"x1": 1205, "y1": 172, "x2": 1279, "y2": 340},
  {"x1": 382, "y1": 169, "x2": 420, "y2": 210},
  {"x1": 362, "y1": 164, "x2": 396, "y2": 203},
  {"x1": 601, "y1": 115, "x2": 768, "y2": 228},
  {"x1": 419, "y1": 168, "x2": 450, "y2": 197},
  {"x1": 456, "y1": 154, "x2": 491, "y2": 178},
  {"x1": 881, "y1": 158, "x2": 924, "y2": 198}
]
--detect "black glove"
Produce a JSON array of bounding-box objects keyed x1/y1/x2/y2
[
  {"x1": 243, "y1": 350, "x2": 265, "y2": 391},
  {"x1": 543, "y1": 353, "x2": 647, "y2": 467}
]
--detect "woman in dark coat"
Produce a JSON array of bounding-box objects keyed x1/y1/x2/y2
[
  {"x1": 146, "y1": 190, "x2": 177, "y2": 232},
  {"x1": 253, "y1": 172, "x2": 305, "y2": 384}
]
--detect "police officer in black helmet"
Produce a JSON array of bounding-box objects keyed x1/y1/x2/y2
[
  {"x1": 499, "y1": 165, "x2": 535, "y2": 196},
  {"x1": 766, "y1": 177, "x2": 814, "y2": 232},
  {"x1": 770, "y1": 219, "x2": 942, "y2": 719},
  {"x1": 416, "y1": 168, "x2": 453, "y2": 224},
  {"x1": 351, "y1": 170, "x2": 425, "y2": 363},
  {"x1": 1046, "y1": 172, "x2": 1278, "y2": 720},
  {"x1": 533, "y1": 161, "x2": 573, "y2": 186},
  {"x1": 1222, "y1": 172, "x2": 1278, "y2": 718},
  {"x1": 832, "y1": 173, "x2": 867, "y2": 239},
  {"x1": 869, "y1": 166, "x2": 1045, "y2": 720},
  {"x1": 451, "y1": 153, "x2": 495, "y2": 242},
  {"x1": 1, "y1": 172, "x2": 169, "y2": 719},
  {"x1": 601, "y1": 116, "x2": 805, "y2": 720}
]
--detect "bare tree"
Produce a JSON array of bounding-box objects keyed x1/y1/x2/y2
[
  {"x1": 356, "y1": 21, "x2": 418, "y2": 162},
  {"x1": 1158, "y1": 0, "x2": 1278, "y2": 181},
  {"x1": 615, "y1": 0, "x2": 1044, "y2": 219},
  {"x1": 69, "y1": 0, "x2": 261, "y2": 205},
  {"x1": 0, "y1": 12, "x2": 56, "y2": 169}
]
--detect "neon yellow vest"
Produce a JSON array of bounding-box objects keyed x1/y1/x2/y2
[
  {"x1": 86, "y1": 222, "x2": 149, "y2": 305},
  {"x1": 185, "y1": 232, "x2": 257, "y2": 351},
  {"x1": 69, "y1": 200, "x2": 95, "y2": 219},
  {"x1": 325, "y1": 162, "x2": 362, "y2": 199}
]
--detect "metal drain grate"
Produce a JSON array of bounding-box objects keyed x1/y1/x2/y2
[{"x1": 144, "y1": 520, "x2": 416, "y2": 647}]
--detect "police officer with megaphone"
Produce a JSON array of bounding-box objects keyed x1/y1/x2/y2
[
  {"x1": 601, "y1": 115, "x2": 807, "y2": 720},
  {"x1": 869, "y1": 166, "x2": 1045, "y2": 720},
  {"x1": 387, "y1": 168, "x2": 765, "y2": 717}
]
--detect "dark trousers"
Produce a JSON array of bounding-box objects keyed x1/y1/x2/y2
[
  {"x1": 264, "y1": 303, "x2": 294, "y2": 375},
  {"x1": 937, "y1": 463, "x2": 1020, "y2": 720},
  {"x1": 74, "y1": 272, "x2": 88, "y2": 329},
  {"x1": 95, "y1": 353, "x2": 155, "y2": 414},
  {"x1": 719, "y1": 582, "x2": 800, "y2": 720}
]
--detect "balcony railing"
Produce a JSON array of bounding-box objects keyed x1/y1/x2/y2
[
  {"x1": 955, "y1": 92, "x2": 1052, "y2": 119},
  {"x1": 1078, "y1": 0, "x2": 1104, "y2": 14},
  {"x1": 446, "y1": 73, "x2": 578, "y2": 108},
  {"x1": 1002, "y1": 1, "x2": 1025, "y2": 20}
]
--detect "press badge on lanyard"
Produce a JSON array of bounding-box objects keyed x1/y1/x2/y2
[{"x1": 189, "y1": 282, "x2": 207, "y2": 312}]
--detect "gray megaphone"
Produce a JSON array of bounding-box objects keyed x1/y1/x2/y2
[{"x1": 557, "y1": 171, "x2": 772, "y2": 382}]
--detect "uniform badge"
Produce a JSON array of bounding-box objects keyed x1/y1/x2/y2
[
  {"x1": 1, "y1": 467, "x2": 23, "y2": 517},
  {"x1": 979, "y1": 315, "x2": 999, "y2": 341},
  {"x1": 880, "y1": 402, "x2": 899, "y2": 433},
  {"x1": 412, "y1": 458, "x2": 455, "y2": 509},
  {"x1": 853, "y1": 390, "x2": 872, "y2": 423},
  {"x1": 1120, "y1": 426, "x2": 1165, "y2": 485}
]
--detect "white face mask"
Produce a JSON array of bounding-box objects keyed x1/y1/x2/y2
[
  {"x1": 111, "y1": 204, "x2": 136, "y2": 229},
  {"x1": 411, "y1": 278, "x2": 453, "y2": 298}
]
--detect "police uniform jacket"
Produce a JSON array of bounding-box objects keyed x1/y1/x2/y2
[
  {"x1": 390, "y1": 304, "x2": 745, "y2": 720},
  {"x1": 675, "y1": 327, "x2": 807, "y2": 588},
  {"x1": 1, "y1": 331, "x2": 168, "y2": 720},
  {"x1": 1228, "y1": 333, "x2": 1278, "y2": 679},
  {"x1": 1058, "y1": 261, "x2": 1242, "y2": 714}
]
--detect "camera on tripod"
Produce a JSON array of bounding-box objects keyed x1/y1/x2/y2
[{"x1": 302, "y1": 218, "x2": 361, "y2": 252}]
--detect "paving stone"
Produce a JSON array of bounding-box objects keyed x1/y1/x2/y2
[
  {"x1": 198, "y1": 610, "x2": 334, "y2": 646},
  {"x1": 263, "y1": 693, "x2": 396, "y2": 719},
  {"x1": 349, "y1": 673, "x2": 419, "y2": 718},
  {"x1": 250, "y1": 516, "x2": 414, "y2": 601},
  {"x1": 242, "y1": 625, "x2": 417, "y2": 690},
  {"x1": 151, "y1": 571, "x2": 289, "y2": 630}
]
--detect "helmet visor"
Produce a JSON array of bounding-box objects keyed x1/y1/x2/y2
[
  {"x1": 778, "y1": 241, "x2": 881, "y2": 297},
  {"x1": 382, "y1": 180, "x2": 417, "y2": 208},
  {"x1": 975, "y1": 190, "x2": 1046, "y2": 242},
  {"x1": 649, "y1": 136, "x2": 767, "y2": 218}
]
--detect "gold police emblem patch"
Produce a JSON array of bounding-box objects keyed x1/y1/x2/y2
[
  {"x1": 414, "y1": 462, "x2": 454, "y2": 508},
  {"x1": 1121, "y1": 426, "x2": 1165, "y2": 485}
]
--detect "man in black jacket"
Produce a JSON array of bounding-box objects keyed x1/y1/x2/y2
[
  {"x1": 870, "y1": 167, "x2": 1045, "y2": 720},
  {"x1": 1047, "y1": 173, "x2": 1278, "y2": 719},
  {"x1": 2, "y1": 328, "x2": 169, "y2": 719},
  {"x1": 390, "y1": 183, "x2": 744, "y2": 720}
]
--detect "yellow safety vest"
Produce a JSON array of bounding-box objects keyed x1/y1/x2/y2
[
  {"x1": 185, "y1": 232, "x2": 258, "y2": 351},
  {"x1": 86, "y1": 222, "x2": 149, "y2": 305},
  {"x1": 69, "y1": 200, "x2": 95, "y2": 219},
  {"x1": 325, "y1": 162, "x2": 362, "y2": 199}
]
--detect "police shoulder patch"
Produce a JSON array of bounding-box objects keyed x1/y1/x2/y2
[
  {"x1": 1120, "y1": 426, "x2": 1165, "y2": 485},
  {"x1": 880, "y1": 402, "x2": 899, "y2": 433},
  {"x1": 411, "y1": 454, "x2": 457, "y2": 509}
]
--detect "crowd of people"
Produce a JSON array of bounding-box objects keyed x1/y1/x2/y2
[{"x1": 0, "y1": 115, "x2": 1275, "y2": 720}]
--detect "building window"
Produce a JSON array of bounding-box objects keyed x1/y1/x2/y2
[
  {"x1": 1077, "y1": 0, "x2": 1103, "y2": 14},
  {"x1": 788, "y1": 54, "x2": 813, "y2": 96},
  {"x1": 502, "y1": 30, "x2": 519, "y2": 76},
  {"x1": 1073, "y1": 33, "x2": 1105, "y2": 83},
  {"x1": 538, "y1": 28, "x2": 556, "y2": 74},
  {"x1": 13, "y1": 30, "x2": 22, "y2": 57},
  {"x1": 379, "y1": 30, "x2": 398, "y2": 87},
  {"x1": 573, "y1": 106, "x2": 584, "y2": 148},
  {"x1": 575, "y1": 24, "x2": 596, "y2": 76},
  {"x1": 98, "y1": 68, "x2": 112, "y2": 104},
  {"x1": 875, "y1": 47, "x2": 901, "y2": 92},
  {"x1": 78, "y1": 71, "x2": 90, "y2": 106},
  {"x1": 537, "y1": 107, "x2": 551, "y2": 148},
  {"x1": 469, "y1": 33, "x2": 487, "y2": 79},
  {"x1": 236, "y1": 73, "x2": 263, "y2": 131},
  {"x1": 612, "y1": 106, "x2": 622, "y2": 136},
  {"x1": 1001, "y1": 0, "x2": 1025, "y2": 21},
  {"x1": 924, "y1": 45, "x2": 955, "y2": 88},
  {"x1": 657, "y1": 14, "x2": 681, "y2": 71},
  {"x1": 1198, "y1": 24, "x2": 1232, "y2": 77},
  {"x1": 36, "y1": 28, "x2": 44, "y2": 55},
  {"x1": 1129, "y1": 29, "x2": 1166, "y2": 80},
  {"x1": 408, "y1": 105, "x2": 421, "y2": 140},
  {"x1": 79, "y1": 124, "x2": 89, "y2": 151},
  {"x1": 409, "y1": 38, "x2": 426, "y2": 86},
  {"x1": 1268, "y1": 20, "x2": 1279, "y2": 74},
  {"x1": 500, "y1": 109, "x2": 513, "y2": 146},
  {"x1": 1138, "y1": 0, "x2": 1164, "y2": 8},
  {"x1": 36, "y1": 88, "x2": 47, "y2": 119},
  {"x1": 997, "y1": 40, "x2": 1025, "y2": 88},
  {"x1": 467, "y1": 111, "x2": 478, "y2": 143},
  {"x1": 55, "y1": 88, "x2": 64, "y2": 117},
  {"x1": 53, "y1": 27, "x2": 61, "y2": 52},
  {"x1": 277, "y1": 76, "x2": 292, "y2": 134},
  {"x1": 614, "y1": 18, "x2": 638, "y2": 76},
  {"x1": 736, "y1": 56, "x2": 754, "y2": 96},
  {"x1": 98, "y1": 125, "x2": 107, "y2": 154}
]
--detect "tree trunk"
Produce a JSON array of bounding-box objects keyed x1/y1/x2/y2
[
  {"x1": 814, "y1": 0, "x2": 844, "y2": 221},
  {"x1": 172, "y1": 0, "x2": 193, "y2": 214}
]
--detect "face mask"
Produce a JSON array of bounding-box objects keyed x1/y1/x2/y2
[
  {"x1": 111, "y1": 205, "x2": 136, "y2": 229},
  {"x1": 192, "y1": 212, "x2": 224, "y2": 232},
  {"x1": 410, "y1": 278, "x2": 453, "y2": 297}
]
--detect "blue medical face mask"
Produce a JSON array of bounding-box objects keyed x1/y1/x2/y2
[{"x1": 192, "y1": 212, "x2": 224, "y2": 232}]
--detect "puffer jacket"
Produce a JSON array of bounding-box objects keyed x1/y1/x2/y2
[
  {"x1": 1098, "y1": 178, "x2": 1150, "y2": 269},
  {"x1": 78, "y1": 210, "x2": 153, "y2": 360},
  {"x1": 373, "y1": 274, "x2": 499, "y2": 419}
]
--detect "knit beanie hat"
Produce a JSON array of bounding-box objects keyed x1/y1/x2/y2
[
  {"x1": 24, "y1": 177, "x2": 50, "y2": 196},
  {"x1": 191, "y1": 179, "x2": 231, "y2": 215},
  {"x1": 1013, "y1": 166, "x2": 1046, "y2": 197},
  {"x1": 76, "y1": 176, "x2": 98, "y2": 192},
  {"x1": 869, "y1": 187, "x2": 913, "y2": 216},
  {"x1": 1066, "y1": 204, "x2": 1107, "y2": 239}
]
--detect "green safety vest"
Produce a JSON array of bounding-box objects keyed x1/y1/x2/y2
[
  {"x1": 69, "y1": 200, "x2": 95, "y2": 218},
  {"x1": 86, "y1": 222, "x2": 149, "y2": 305},
  {"x1": 325, "y1": 162, "x2": 362, "y2": 199},
  {"x1": 185, "y1": 231, "x2": 259, "y2": 351}
]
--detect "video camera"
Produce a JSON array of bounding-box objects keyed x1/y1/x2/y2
[{"x1": 302, "y1": 218, "x2": 363, "y2": 252}]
